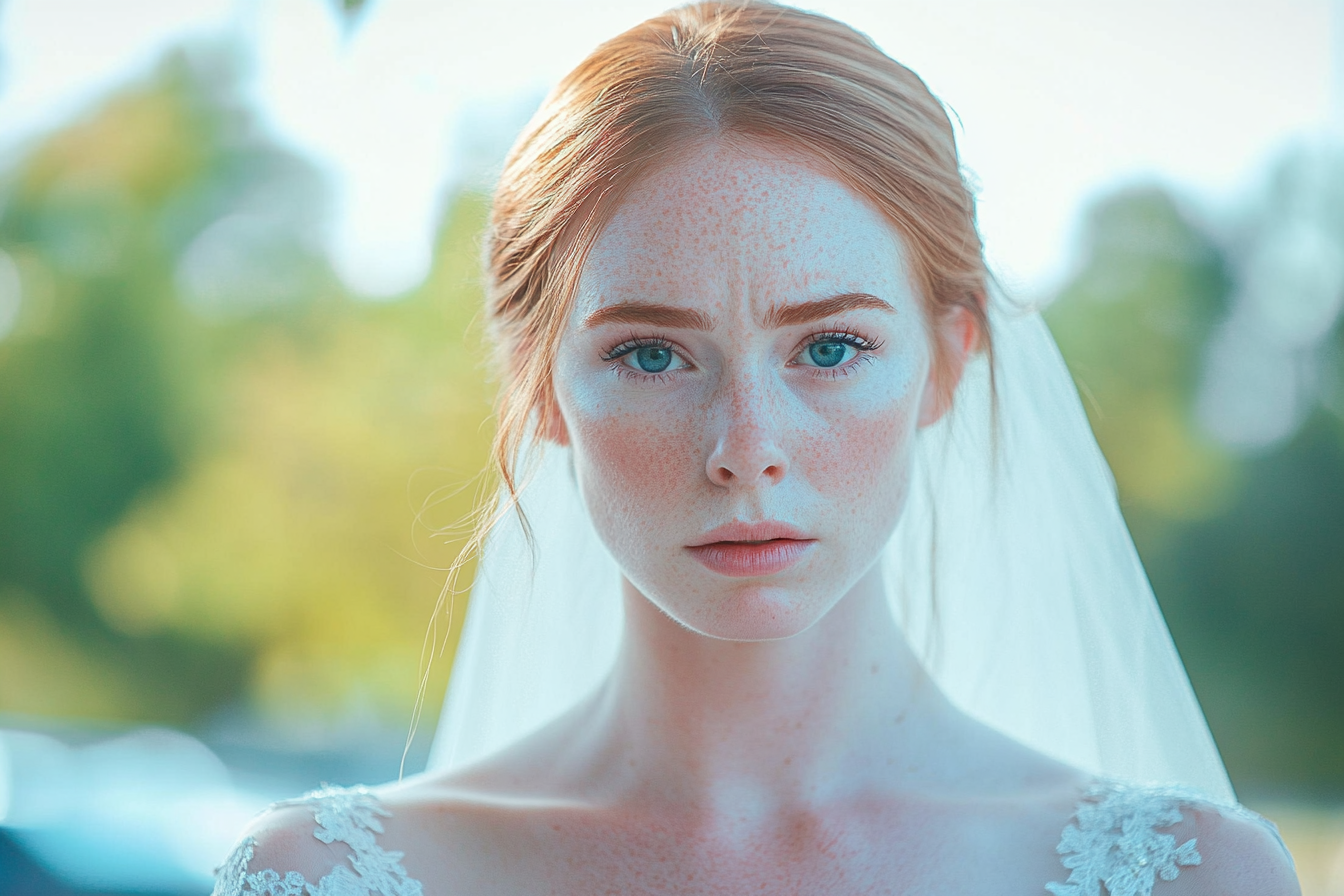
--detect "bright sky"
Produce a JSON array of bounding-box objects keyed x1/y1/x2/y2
[{"x1": 0, "y1": 0, "x2": 1334, "y2": 297}]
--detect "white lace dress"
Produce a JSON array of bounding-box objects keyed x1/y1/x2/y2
[{"x1": 211, "y1": 780, "x2": 1288, "y2": 896}]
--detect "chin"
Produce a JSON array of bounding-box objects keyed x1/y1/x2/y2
[{"x1": 673, "y1": 584, "x2": 827, "y2": 641}]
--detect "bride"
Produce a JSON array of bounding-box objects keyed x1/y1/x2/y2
[{"x1": 214, "y1": 3, "x2": 1299, "y2": 894}]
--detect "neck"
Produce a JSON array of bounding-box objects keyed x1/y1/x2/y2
[{"x1": 590, "y1": 565, "x2": 947, "y2": 814}]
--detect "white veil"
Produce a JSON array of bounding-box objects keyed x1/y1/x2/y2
[{"x1": 427, "y1": 297, "x2": 1236, "y2": 805}]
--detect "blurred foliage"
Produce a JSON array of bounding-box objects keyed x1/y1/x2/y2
[
  {"x1": 1046, "y1": 189, "x2": 1239, "y2": 526},
  {"x1": 0, "y1": 36, "x2": 1338, "y2": 796},
  {"x1": 1048, "y1": 185, "x2": 1344, "y2": 795},
  {"x1": 0, "y1": 46, "x2": 491, "y2": 734}
]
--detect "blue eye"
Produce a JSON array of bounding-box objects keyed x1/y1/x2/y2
[
  {"x1": 632, "y1": 345, "x2": 673, "y2": 373},
  {"x1": 792, "y1": 332, "x2": 880, "y2": 371},
  {"x1": 807, "y1": 341, "x2": 852, "y2": 368},
  {"x1": 603, "y1": 339, "x2": 686, "y2": 376}
]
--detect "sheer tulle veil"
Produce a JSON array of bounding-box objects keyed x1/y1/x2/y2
[{"x1": 427, "y1": 294, "x2": 1236, "y2": 805}]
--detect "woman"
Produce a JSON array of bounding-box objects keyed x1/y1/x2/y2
[{"x1": 214, "y1": 3, "x2": 1300, "y2": 893}]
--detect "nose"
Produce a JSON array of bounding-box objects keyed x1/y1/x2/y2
[{"x1": 705, "y1": 373, "x2": 789, "y2": 488}]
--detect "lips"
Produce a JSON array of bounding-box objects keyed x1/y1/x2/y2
[
  {"x1": 686, "y1": 521, "x2": 817, "y2": 577},
  {"x1": 689, "y1": 521, "x2": 811, "y2": 546}
]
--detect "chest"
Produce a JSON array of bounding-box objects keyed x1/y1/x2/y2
[{"x1": 400, "y1": 803, "x2": 1070, "y2": 896}]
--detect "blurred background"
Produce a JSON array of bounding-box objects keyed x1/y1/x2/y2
[{"x1": 0, "y1": 0, "x2": 1340, "y2": 892}]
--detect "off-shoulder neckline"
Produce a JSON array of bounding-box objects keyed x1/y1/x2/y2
[{"x1": 215, "y1": 778, "x2": 1283, "y2": 896}]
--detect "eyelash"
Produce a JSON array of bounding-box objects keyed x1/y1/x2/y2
[
  {"x1": 600, "y1": 335, "x2": 672, "y2": 363},
  {"x1": 600, "y1": 335, "x2": 680, "y2": 382},
  {"x1": 600, "y1": 329, "x2": 885, "y2": 381},
  {"x1": 798, "y1": 331, "x2": 885, "y2": 379}
]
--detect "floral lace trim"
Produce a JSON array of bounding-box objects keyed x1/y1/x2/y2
[
  {"x1": 1046, "y1": 781, "x2": 1216, "y2": 896},
  {"x1": 212, "y1": 785, "x2": 424, "y2": 896},
  {"x1": 215, "y1": 778, "x2": 1287, "y2": 896}
]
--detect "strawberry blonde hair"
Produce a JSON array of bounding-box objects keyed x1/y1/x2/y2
[
  {"x1": 445, "y1": 0, "x2": 991, "y2": 598},
  {"x1": 486, "y1": 0, "x2": 989, "y2": 493},
  {"x1": 412, "y1": 3, "x2": 993, "y2": 752}
]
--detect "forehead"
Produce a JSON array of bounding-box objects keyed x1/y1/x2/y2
[{"x1": 575, "y1": 141, "x2": 916, "y2": 317}]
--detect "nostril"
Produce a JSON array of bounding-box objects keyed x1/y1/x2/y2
[{"x1": 706, "y1": 423, "x2": 789, "y2": 486}]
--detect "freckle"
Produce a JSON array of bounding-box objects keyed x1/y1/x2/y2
[{"x1": 783, "y1": 756, "x2": 792, "y2": 766}]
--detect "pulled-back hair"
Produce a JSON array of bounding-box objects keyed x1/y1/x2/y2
[
  {"x1": 411, "y1": 1, "x2": 994, "y2": 765},
  {"x1": 483, "y1": 0, "x2": 990, "y2": 509}
]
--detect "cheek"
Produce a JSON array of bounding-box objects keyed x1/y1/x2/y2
[
  {"x1": 800, "y1": 406, "x2": 913, "y2": 488},
  {"x1": 792, "y1": 383, "x2": 920, "y2": 530},
  {"x1": 566, "y1": 396, "x2": 703, "y2": 548}
]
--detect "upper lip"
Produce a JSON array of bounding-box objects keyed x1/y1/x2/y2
[{"x1": 688, "y1": 521, "x2": 814, "y2": 547}]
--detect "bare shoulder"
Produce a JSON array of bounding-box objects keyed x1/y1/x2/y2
[
  {"x1": 1047, "y1": 782, "x2": 1300, "y2": 896},
  {"x1": 214, "y1": 801, "x2": 344, "y2": 895},
  {"x1": 213, "y1": 786, "x2": 420, "y2": 896},
  {"x1": 370, "y1": 771, "x2": 571, "y2": 892},
  {"x1": 1175, "y1": 800, "x2": 1300, "y2": 896}
]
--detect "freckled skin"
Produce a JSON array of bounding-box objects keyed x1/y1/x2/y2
[
  {"x1": 385, "y1": 142, "x2": 1091, "y2": 895},
  {"x1": 555, "y1": 141, "x2": 929, "y2": 639}
]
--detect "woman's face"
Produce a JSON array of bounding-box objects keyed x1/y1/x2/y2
[{"x1": 553, "y1": 141, "x2": 946, "y2": 641}]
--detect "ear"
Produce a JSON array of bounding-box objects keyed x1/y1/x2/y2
[
  {"x1": 537, "y1": 391, "x2": 571, "y2": 447},
  {"x1": 917, "y1": 304, "x2": 977, "y2": 428}
]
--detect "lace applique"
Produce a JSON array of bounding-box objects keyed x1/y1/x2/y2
[
  {"x1": 212, "y1": 785, "x2": 424, "y2": 896},
  {"x1": 1046, "y1": 781, "x2": 1209, "y2": 896}
]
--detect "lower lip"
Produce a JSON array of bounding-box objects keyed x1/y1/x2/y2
[{"x1": 685, "y1": 539, "x2": 816, "y2": 577}]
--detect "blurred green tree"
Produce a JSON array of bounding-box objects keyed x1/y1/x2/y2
[
  {"x1": 0, "y1": 46, "x2": 290, "y2": 722},
  {"x1": 0, "y1": 44, "x2": 494, "y2": 734}
]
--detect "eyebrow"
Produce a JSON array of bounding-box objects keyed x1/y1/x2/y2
[
  {"x1": 582, "y1": 303, "x2": 713, "y2": 330},
  {"x1": 764, "y1": 293, "x2": 896, "y2": 327},
  {"x1": 581, "y1": 293, "x2": 895, "y2": 331}
]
